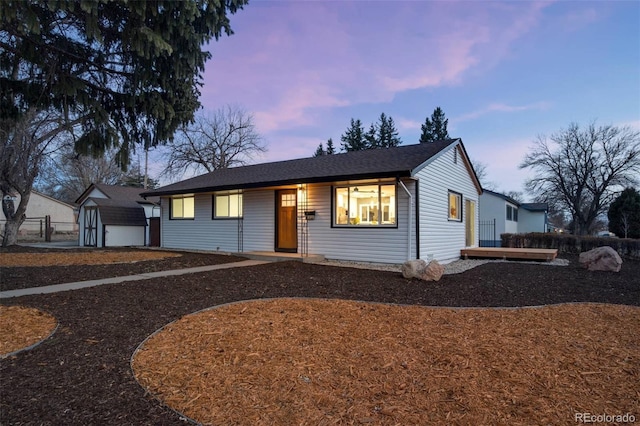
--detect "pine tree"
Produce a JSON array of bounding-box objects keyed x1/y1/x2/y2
[
  {"x1": 326, "y1": 138, "x2": 336, "y2": 155},
  {"x1": 607, "y1": 187, "x2": 640, "y2": 238},
  {"x1": 340, "y1": 119, "x2": 367, "y2": 151},
  {"x1": 0, "y1": 0, "x2": 247, "y2": 165},
  {"x1": 313, "y1": 143, "x2": 325, "y2": 157},
  {"x1": 365, "y1": 123, "x2": 378, "y2": 149},
  {"x1": 420, "y1": 107, "x2": 450, "y2": 143},
  {"x1": 378, "y1": 113, "x2": 401, "y2": 148}
]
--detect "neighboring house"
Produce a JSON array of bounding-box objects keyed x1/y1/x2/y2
[
  {"x1": 479, "y1": 189, "x2": 548, "y2": 247},
  {"x1": 0, "y1": 191, "x2": 77, "y2": 234},
  {"x1": 75, "y1": 184, "x2": 160, "y2": 247},
  {"x1": 142, "y1": 139, "x2": 482, "y2": 264}
]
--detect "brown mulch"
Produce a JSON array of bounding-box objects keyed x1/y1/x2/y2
[
  {"x1": 133, "y1": 299, "x2": 639, "y2": 425},
  {"x1": 0, "y1": 251, "x2": 639, "y2": 425},
  {"x1": 0, "y1": 246, "x2": 246, "y2": 291},
  {"x1": 0, "y1": 250, "x2": 182, "y2": 267},
  {"x1": 0, "y1": 306, "x2": 57, "y2": 357}
]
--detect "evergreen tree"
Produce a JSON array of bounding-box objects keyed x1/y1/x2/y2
[
  {"x1": 326, "y1": 138, "x2": 336, "y2": 155},
  {"x1": 420, "y1": 107, "x2": 450, "y2": 143},
  {"x1": 607, "y1": 187, "x2": 640, "y2": 239},
  {"x1": 364, "y1": 123, "x2": 378, "y2": 149},
  {"x1": 377, "y1": 113, "x2": 402, "y2": 148},
  {"x1": 340, "y1": 119, "x2": 367, "y2": 151},
  {"x1": 313, "y1": 143, "x2": 325, "y2": 157},
  {"x1": 0, "y1": 0, "x2": 247, "y2": 165}
]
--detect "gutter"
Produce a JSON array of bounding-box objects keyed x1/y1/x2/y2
[{"x1": 398, "y1": 180, "x2": 413, "y2": 261}]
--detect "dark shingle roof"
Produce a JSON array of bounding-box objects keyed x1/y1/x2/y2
[
  {"x1": 76, "y1": 184, "x2": 158, "y2": 205},
  {"x1": 90, "y1": 198, "x2": 147, "y2": 226},
  {"x1": 482, "y1": 189, "x2": 521, "y2": 206},
  {"x1": 521, "y1": 203, "x2": 548, "y2": 212},
  {"x1": 144, "y1": 140, "x2": 460, "y2": 197},
  {"x1": 483, "y1": 190, "x2": 548, "y2": 212},
  {"x1": 94, "y1": 184, "x2": 156, "y2": 203}
]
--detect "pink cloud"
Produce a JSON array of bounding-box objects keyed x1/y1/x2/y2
[
  {"x1": 454, "y1": 101, "x2": 552, "y2": 123},
  {"x1": 198, "y1": 1, "x2": 555, "y2": 139}
]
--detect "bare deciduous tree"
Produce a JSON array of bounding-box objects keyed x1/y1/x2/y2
[
  {"x1": 471, "y1": 160, "x2": 497, "y2": 190},
  {"x1": 36, "y1": 143, "x2": 125, "y2": 204},
  {"x1": 0, "y1": 110, "x2": 74, "y2": 246},
  {"x1": 162, "y1": 106, "x2": 266, "y2": 179},
  {"x1": 520, "y1": 122, "x2": 640, "y2": 235}
]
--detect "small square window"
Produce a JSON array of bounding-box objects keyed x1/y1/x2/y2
[
  {"x1": 171, "y1": 196, "x2": 195, "y2": 219},
  {"x1": 214, "y1": 193, "x2": 243, "y2": 218},
  {"x1": 448, "y1": 191, "x2": 462, "y2": 221}
]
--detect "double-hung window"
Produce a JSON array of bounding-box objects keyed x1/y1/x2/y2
[
  {"x1": 334, "y1": 183, "x2": 396, "y2": 226},
  {"x1": 171, "y1": 195, "x2": 195, "y2": 219},
  {"x1": 506, "y1": 205, "x2": 518, "y2": 222},
  {"x1": 214, "y1": 193, "x2": 243, "y2": 218}
]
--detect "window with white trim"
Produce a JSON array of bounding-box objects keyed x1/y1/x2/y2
[
  {"x1": 171, "y1": 195, "x2": 195, "y2": 219},
  {"x1": 214, "y1": 193, "x2": 243, "y2": 218},
  {"x1": 448, "y1": 191, "x2": 462, "y2": 221},
  {"x1": 334, "y1": 184, "x2": 396, "y2": 226}
]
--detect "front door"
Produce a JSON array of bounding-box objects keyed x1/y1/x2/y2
[
  {"x1": 465, "y1": 199, "x2": 476, "y2": 247},
  {"x1": 276, "y1": 189, "x2": 297, "y2": 252}
]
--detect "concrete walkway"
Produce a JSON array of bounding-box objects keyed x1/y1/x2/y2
[{"x1": 0, "y1": 259, "x2": 268, "y2": 299}]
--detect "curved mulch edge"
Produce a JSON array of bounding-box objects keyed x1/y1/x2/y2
[
  {"x1": 0, "y1": 309, "x2": 59, "y2": 360},
  {"x1": 130, "y1": 297, "x2": 639, "y2": 424}
]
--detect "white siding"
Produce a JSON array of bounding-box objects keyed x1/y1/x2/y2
[
  {"x1": 478, "y1": 193, "x2": 507, "y2": 237},
  {"x1": 242, "y1": 189, "x2": 275, "y2": 252},
  {"x1": 105, "y1": 225, "x2": 145, "y2": 246},
  {"x1": 305, "y1": 181, "x2": 415, "y2": 264},
  {"x1": 161, "y1": 194, "x2": 241, "y2": 251},
  {"x1": 505, "y1": 202, "x2": 519, "y2": 234},
  {"x1": 416, "y1": 146, "x2": 480, "y2": 263},
  {"x1": 519, "y1": 210, "x2": 546, "y2": 233}
]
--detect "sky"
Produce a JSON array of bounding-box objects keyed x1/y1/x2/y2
[{"x1": 155, "y1": 0, "x2": 640, "y2": 198}]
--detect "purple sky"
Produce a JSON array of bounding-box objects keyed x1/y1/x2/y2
[{"x1": 154, "y1": 1, "x2": 640, "y2": 198}]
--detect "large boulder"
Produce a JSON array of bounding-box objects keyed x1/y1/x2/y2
[
  {"x1": 421, "y1": 260, "x2": 445, "y2": 282},
  {"x1": 578, "y1": 246, "x2": 623, "y2": 272},
  {"x1": 401, "y1": 259, "x2": 444, "y2": 281},
  {"x1": 402, "y1": 259, "x2": 427, "y2": 279}
]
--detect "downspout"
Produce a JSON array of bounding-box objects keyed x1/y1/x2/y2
[{"x1": 398, "y1": 180, "x2": 413, "y2": 260}]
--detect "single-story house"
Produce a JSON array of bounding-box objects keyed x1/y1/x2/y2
[
  {"x1": 76, "y1": 184, "x2": 160, "y2": 247},
  {"x1": 0, "y1": 190, "x2": 77, "y2": 234},
  {"x1": 479, "y1": 189, "x2": 548, "y2": 247},
  {"x1": 142, "y1": 139, "x2": 482, "y2": 264}
]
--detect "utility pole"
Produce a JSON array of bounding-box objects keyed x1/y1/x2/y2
[{"x1": 144, "y1": 147, "x2": 149, "y2": 189}]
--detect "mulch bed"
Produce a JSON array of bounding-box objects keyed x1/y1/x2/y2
[
  {"x1": 0, "y1": 246, "x2": 246, "y2": 291},
  {"x1": 133, "y1": 299, "x2": 638, "y2": 425},
  {"x1": 0, "y1": 306, "x2": 57, "y2": 357},
  {"x1": 0, "y1": 251, "x2": 638, "y2": 425}
]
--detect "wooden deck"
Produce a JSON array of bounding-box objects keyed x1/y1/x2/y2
[{"x1": 460, "y1": 247, "x2": 558, "y2": 261}]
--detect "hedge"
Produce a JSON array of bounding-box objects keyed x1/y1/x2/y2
[{"x1": 500, "y1": 233, "x2": 640, "y2": 260}]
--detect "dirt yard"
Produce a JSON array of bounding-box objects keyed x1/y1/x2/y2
[{"x1": 0, "y1": 248, "x2": 638, "y2": 425}]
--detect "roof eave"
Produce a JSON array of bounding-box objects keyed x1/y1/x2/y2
[{"x1": 143, "y1": 171, "x2": 413, "y2": 197}]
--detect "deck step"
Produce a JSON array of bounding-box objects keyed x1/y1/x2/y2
[{"x1": 460, "y1": 247, "x2": 558, "y2": 261}]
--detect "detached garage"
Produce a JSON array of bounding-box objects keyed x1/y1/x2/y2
[{"x1": 77, "y1": 184, "x2": 159, "y2": 247}]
